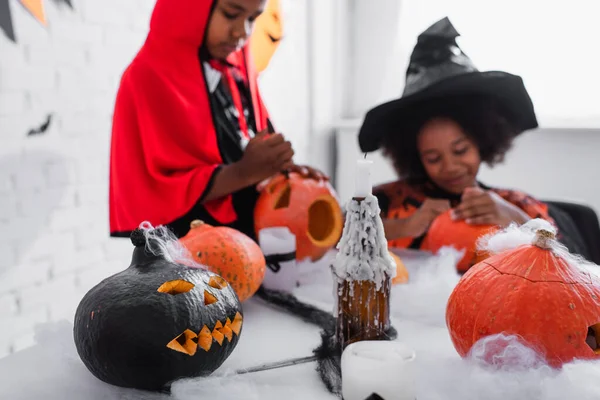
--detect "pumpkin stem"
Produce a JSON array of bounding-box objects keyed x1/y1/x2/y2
[
  {"x1": 130, "y1": 228, "x2": 147, "y2": 247},
  {"x1": 190, "y1": 220, "x2": 205, "y2": 229},
  {"x1": 532, "y1": 229, "x2": 556, "y2": 249}
]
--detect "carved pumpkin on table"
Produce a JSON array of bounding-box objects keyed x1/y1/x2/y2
[
  {"x1": 389, "y1": 252, "x2": 409, "y2": 284},
  {"x1": 446, "y1": 221, "x2": 600, "y2": 368},
  {"x1": 74, "y1": 228, "x2": 243, "y2": 391},
  {"x1": 180, "y1": 220, "x2": 266, "y2": 302},
  {"x1": 254, "y1": 172, "x2": 344, "y2": 262},
  {"x1": 421, "y1": 210, "x2": 497, "y2": 273}
]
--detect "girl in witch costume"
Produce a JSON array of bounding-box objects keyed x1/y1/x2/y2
[
  {"x1": 109, "y1": 0, "x2": 325, "y2": 240},
  {"x1": 358, "y1": 17, "x2": 586, "y2": 257}
]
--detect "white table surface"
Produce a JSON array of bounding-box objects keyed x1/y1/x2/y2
[{"x1": 2, "y1": 248, "x2": 600, "y2": 400}]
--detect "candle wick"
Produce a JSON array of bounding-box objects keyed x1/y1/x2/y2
[{"x1": 364, "y1": 153, "x2": 367, "y2": 159}]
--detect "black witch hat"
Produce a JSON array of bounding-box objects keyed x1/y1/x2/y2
[{"x1": 358, "y1": 17, "x2": 538, "y2": 152}]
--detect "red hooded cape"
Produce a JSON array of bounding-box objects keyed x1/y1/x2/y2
[{"x1": 109, "y1": 0, "x2": 269, "y2": 236}]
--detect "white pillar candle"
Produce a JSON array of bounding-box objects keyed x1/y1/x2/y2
[
  {"x1": 354, "y1": 159, "x2": 373, "y2": 198},
  {"x1": 258, "y1": 227, "x2": 298, "y2": 292},
  {"x1": 341, "y1": 340, "x2": 417, "y2": 400}
]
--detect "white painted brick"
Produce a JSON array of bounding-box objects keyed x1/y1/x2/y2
[
  {"x1": 82, "y1": 1, "x2": 130, "y2": 26},
  {"x1": 26, "y1": 90, "x2": 58, "y2": 115},
  {"x1": 47, "y1": 207, "x2": 96, "y2": 232},
  {"x1": 14, "y1": 187, "x2": 72, "y2": 221},
  {"x1": 86, "y1": 44, "x2": 136, "y2": 77},
  {"x1": 26, "y1": 42, "x2": 88, "y2": 69},
  {"x1": 0, "y1": 293, "x2": 18, "y2": 318},
  {"x1": 57, "y1": 67, "x2": 112, "y2": 93},
  {"x1": 45, "y1": 159, "x2": 78, "y2": 187},
  {"x1": 0, "y1": 261, "x2": 52, "y2": 295},
  {"x1": 76, "y1": 262, "x2": 123, "y2": 293},
  {"x1": 78, "y1": 184, "x2": 106, "y2": 207},
  {"x1": 87, "y1": 91, "x2": 117, "y2": 115},
  {"x1": 0, "y1": 0, "x2": 158, "y2": 357},
  {"x1": 0, "y1": 242, "x2": 17, "y2": 269},
  {"x1": 0, "y1": 215, "x2": 47, "y2": 243},
  {"x1": 50, "y1": 22, "x2": 104, "y2": 45},
  {"x1": 76, "y1": 158, "x2": 109, "y2": 184},
  {"x1": 59, "y1": 112, "x2": 112, "y2": 139},
  {"x1": 0, "y1": 169, "x2": 14, "y2": 195},
  {"x1": 0, "y1": 193, "x2": 18, "y2": 221},
  {"x1": 0, "y1": 115, "x2": 30, "y2": 140},
  {"x1": 49, "y1": 186, "x2": 79, "y2": 209},
  {"x1": 0, "y1": 39, "x2": 27, "y2": 67},
  {"x1": 12, "y1": 164, "x2": 45, "y2": 191},
  {"x1": 103, "y1": 26, "x2": 146, "y2": 50},
  {"x1": 75, "y1": 225, "x2": 109, "y2": 249},
  {"x1": 0, "y1": 91, "x2": 28, "y2": 115},
  {"x1": 16, "y1": 232, "x2": 77, "y2": 263},
  {"x1": 0, "y1": 65, "x2": 57, "y2": 91},
  {"x1": 18, "y1": 274, "x2": 77, "y2": 315},
  {"x1": 52, "y1": 244, "x2": 106, "y2": 276},
  {"x1": 48, "y1": 291, "x2": 85, "y2": 322}
]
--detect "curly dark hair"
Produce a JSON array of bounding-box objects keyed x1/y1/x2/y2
[{"x1": 380, "y1": 94, "x2": 520, "y2": 182}]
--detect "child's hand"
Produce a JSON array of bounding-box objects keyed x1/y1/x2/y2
[
  {"x1": 285, "y1": 164, "x2": 329, "y2": 181},
  {"x1": 452, "y1": 187, "x2": 530, "y2": 226},
  {"x1": 404, "y1": 198, "x2": 451, "y2": 237},
  {"x1": 238, "y1": 129, "x2": 294, "y2": 184}
]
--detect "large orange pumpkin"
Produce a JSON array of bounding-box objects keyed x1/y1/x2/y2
[
  {"x1": 421, "y1": 210, "x2": 497, "y2": 272},
  {"x1": 446, "y1": 226, "x2": 600, "y2": 368},
  {"x1": 180, "y1": 221, "x2": 266, "y2": 302},
  {"x1": 254, "y1": 172, "x2": 344, "y2": 262},
  {"x1": 390, "y1": 252, "x2": 409, "y2": 285}
]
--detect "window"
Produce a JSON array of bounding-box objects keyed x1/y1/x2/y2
[{"x1": 391, "y1": 0, "x2": 600, "y2": 128}]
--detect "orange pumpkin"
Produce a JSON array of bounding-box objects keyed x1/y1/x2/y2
[
  {"x1": 180, "y1": 221, "x2": 266, "y2": 302},
  {"x1": 421, "y1": 210, "x2": 497, "y2": 272},
  {"x1": 254, "y1": 172, "x2": 344, "y2": 262},
  {"x1": 446, "y1": 227, "x2": 600, "y2": 368},
  {"x1": 390, "y1": 252, "x2": 409, "y2": 284},
  {"x1": 249, "y1": 0, "x2": 283, "y2": 73}
]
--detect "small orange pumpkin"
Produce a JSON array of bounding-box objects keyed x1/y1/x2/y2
[
  {"x1": 421, "y1": 210, "x2": 497, "y2": 272},
  {"x1": 254, "y1": 172, "x2": 344, "y2": 262},
  {"x1": 446, "y1": 226, "x2": 600, "y2": 367},
  {"x1": 389, "y1": 252, "x2": 409, "y2": 284},
  {"x1": 180, "y1": 221, "x2": 266, "y2": 302}
]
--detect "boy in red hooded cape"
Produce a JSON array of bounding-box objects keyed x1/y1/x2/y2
[{"x1": 109, "y1": 0, "x2": 324, "y2": 240}]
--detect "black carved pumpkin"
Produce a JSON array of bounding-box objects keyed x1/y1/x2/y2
[{"x1": 73, "y1": 229, "x2": 243, "y2": 391}]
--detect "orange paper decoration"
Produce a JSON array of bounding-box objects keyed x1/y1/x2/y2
[
  {"x1": 19, "y1": 0, "x2": 46, "y2": 25},
  {"x1": 249, "y1": 0, "x2": 283, "y2": 73}
]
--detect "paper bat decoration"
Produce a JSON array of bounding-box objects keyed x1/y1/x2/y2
[{"x1": 0, "y1": 0, "x2": 73, "y2": 42}]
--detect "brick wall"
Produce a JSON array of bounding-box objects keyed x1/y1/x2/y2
[
  {"x1": 0, "y1": 0, "x2": 313, "y2": 359},
  {"x1": 0, "y1": 0, "x2": 162, "y2": 358}
]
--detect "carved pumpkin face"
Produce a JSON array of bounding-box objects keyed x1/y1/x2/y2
[
  {"x1": 421, "y1": 210, "x2": 497, "y2": 272},
  {"x1": 249, "y1": 0, "x2": 283, "y2": 73},
  {"x1": 254, "y1": 172, "x2": 344, "y2": 262},
  {"x1": 74, "y1": 232, "x2": 243, "y2": 391},
  {"x1": 180, "y1": 220, "x2": 266, "y2": 302},
  {"x1": 446, "y1": 228, "x2": 600, "y2": 368}
]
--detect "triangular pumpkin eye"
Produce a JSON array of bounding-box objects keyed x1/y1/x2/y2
[
  {"x1": 204, "y1": 290, "x2": 218, "y2": 305},
  {"x1": 208, "y1": 276, "x2": 228, "y2": 290},
  {"x1": 274, "y1": 183, "x2": 291, "y2": 209}
]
